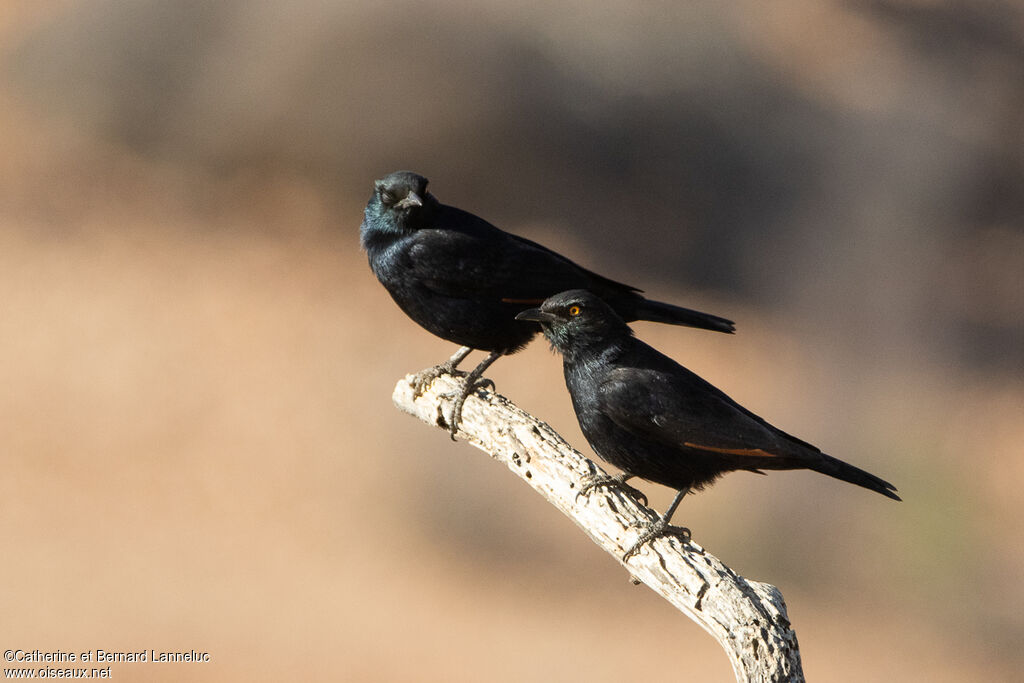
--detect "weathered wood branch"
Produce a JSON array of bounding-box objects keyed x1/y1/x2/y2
[{"x1": 393, "y1": 370, "x2": 804, "y2": 683}]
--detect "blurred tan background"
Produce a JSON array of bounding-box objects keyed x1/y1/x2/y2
[{"x1": 1, "y1": 1, "x2": 1022, "y2": 681}]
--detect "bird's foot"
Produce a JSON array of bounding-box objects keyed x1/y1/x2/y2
[
  {"x1": 622, "y1": 519, "x2": 691, "y2": 562},
  {"x1": 577, "y1": 472, "x2": 648, "y2": 507},
  {"x1": 412, "y1": 347, "x2": 474, "y2": 397},
  {"x1": 444, "y1": 376, "x2": 497, "y2": 440},
  {"x1": 441, "y1": 350, "x2": 502, "y2": 440},
  {"x1": 412, "y1": 363, "x2": 462, "y2": 397}
]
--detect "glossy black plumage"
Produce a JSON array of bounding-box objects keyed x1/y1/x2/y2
[
  {"x1": 361, "y1": 171, "x2": 734, "y2": 354},
  {"x1": 361, "y1": 171, "x2": 735, "y2": 435},
  {"x1": 517, "y1": 290, "x2": 900, "y2": 556}
]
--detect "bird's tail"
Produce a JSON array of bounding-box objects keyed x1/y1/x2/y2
[
  {"x1": 633, "y1": 298, "x2": 736, "y2": 334},
  {"x1": 811, "y1": 454, "x2": 901, "y2": 501}
]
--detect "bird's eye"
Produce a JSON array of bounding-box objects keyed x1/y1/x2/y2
[
  {"x1": 380, "y1": 190, "x2": 396, "y2": 204},
  {"x1": 568, "y1": 305, "x2": 581, "y2": 316}
]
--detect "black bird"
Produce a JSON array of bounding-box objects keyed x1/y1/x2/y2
[
  {"x1": 516, "y1": 290, "x2": 900, "y2": 560},
  {"x1": 361, "y1": 171, "x2": 735, "y2": 436}
]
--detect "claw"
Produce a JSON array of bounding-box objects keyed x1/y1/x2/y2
[
  {"x1": 622, "y1": 521, "x2": 691, "y2": 561},
  {"x1": 577, "y1": 472, "x2": 648, "y2": 507},
  {"x1": 412, "y1": 347, "x2": 474, "y2": 398},
  {"x1": 445, "y1": 350, "x2": 502, "y2": 440},
  {"x1": 621, "y1": 488, "x2": 691, "y2": 561},
  {"x1": 412, "y1": 366, "x2": 449, "y2": 397},
  {"x1": 446, "y1": 375, "x2": 496, "y2": 439}
]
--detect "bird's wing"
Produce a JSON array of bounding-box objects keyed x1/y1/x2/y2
[
  {"x1": 501, "y1": 231, "x2": 641, "y2": 295},
  {"x1": 405, "y1": 216, "x2": 634, "y2": 302},
  {"x1": 597, "y1": 366, "x2": 819, "y2": 462}
]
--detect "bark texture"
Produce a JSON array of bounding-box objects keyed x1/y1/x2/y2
[{"x1": 393, "y1": 370, "x2": 804, "y2": 683}]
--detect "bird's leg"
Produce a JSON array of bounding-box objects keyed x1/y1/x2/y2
[
  {"x1": 577, "y1": 471, "x2": 648, "y2": 507},
  {"x1": 446, "y1": 350, "x2": 502, "y2": 440},
  {"x1": 622, "y1": 488, "x2": 692, "y2": 561},
  {"x1": 412, "y1": 346, "x2": 473, "y2": 397}
]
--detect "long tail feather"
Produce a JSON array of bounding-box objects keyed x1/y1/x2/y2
[
  {"x1": 812, "y1": 454, "x2": 901, "y2": 501},
  {"x1": 633, "y1": 298, "x2": 736, "y2": 334}
]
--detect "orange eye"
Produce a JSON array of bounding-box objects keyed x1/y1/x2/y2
[{"x1": 568, "y1": 305, "x2": 581, "y2": 316}]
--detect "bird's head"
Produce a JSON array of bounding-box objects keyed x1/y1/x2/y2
[
  {"x1": 515, "y1": 289, "x2": 633, "y2": 357},
  {"x1": 366, "y1": 170, "x2": 436, "y2": 232}
]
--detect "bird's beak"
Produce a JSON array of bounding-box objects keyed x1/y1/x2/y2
[
  {"x1": 515, "y1": 308, "x2": 558, "y2": 324},
  {"x1": 395, "y1": 192, "x2": 423, "y2": 209}
]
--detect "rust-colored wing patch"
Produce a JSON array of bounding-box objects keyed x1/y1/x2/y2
[{"x1": 684, "y1": 443, "x2": 782, "y2": 458}]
